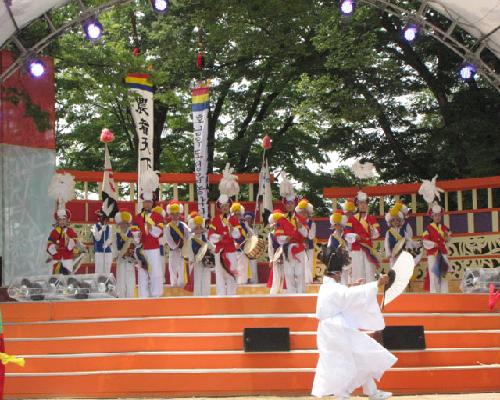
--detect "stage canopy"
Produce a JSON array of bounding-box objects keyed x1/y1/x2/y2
[{"x1": 0, "y1": 0, "x2": 499, "y2": 58}]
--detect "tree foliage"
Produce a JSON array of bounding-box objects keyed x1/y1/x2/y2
[{"x1": 28, "y1": 0, "x2": 499, "y2": 212}]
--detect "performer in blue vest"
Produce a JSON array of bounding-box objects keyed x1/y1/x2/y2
[
  {"x1": 114, "y1": 210, "x2": 136, "y2": 298},
  {"x1": 188, "y1": 215, "x2": 215, "y2": 296},
  {"x1": 91, "y1": 210, "x2": 113, "y2": 275},
  {"x1": 164, "y1": 200, "x2": 189, "y2": 288},
  {"x1": 384, "y1": 202, "x2": 420, "y2": 268}
]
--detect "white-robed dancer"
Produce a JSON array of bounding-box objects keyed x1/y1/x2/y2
[
  {"x1": 296, "y1": 199, "x2": 316, "y2": 284},
  {"x1": 312, "y1": 262, "x2": 396, "y2": 400}
]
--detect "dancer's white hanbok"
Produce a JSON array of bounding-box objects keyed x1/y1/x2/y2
[{"x1": 312, "y1": 277, "x2": 397, "y2": 398}]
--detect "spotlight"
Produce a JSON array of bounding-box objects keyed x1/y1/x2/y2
[
  {"x1": 340, "y1": 0, "x2": 355, "y2": 15},
  {"x1": 83, "y1": 18, "x2": 103, "y2": 41},
  {"x1": 151, "y1": 0, "x2": 169, "y2": 14},
  {"x1": 459, "y1": 63, "x2": 476, "y2": 80},
  {"x1": 403, "y1": 23, "x2": 418, "y2": 42},
  {"x1": 26, "y1": 58, "x2": 46, "y2": 78}
]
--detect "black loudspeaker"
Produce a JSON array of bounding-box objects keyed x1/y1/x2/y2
[
  {"x1": 382, "y1": 326, "x2": 426, "y2": 350},
  {"x1": 243, "y1": 328, "x2": 290, "y2": 352}
]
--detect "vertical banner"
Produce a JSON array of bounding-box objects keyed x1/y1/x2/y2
[
  {"x1": 125, "y1": 73, "x2": 154, "y2": 203},
  {"x1": 101, "y1": 144, "x2": 119, "y2": 217},
  {"x1": 192, "y1": 83, "x2": 210, "y2": 218}
]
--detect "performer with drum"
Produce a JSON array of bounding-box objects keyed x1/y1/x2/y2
[
  {"x1": 188, "y1": 215, "x2": 215, "y2": 296},
  {"x1": 244, "y1": 212, "x2": 259, "y2": 283},
  {"x1": 164, "y1": 200, "x2": 189, "y2": 288},
  {"x1": 114, "y1": 210, "x2": 136, "y2": 298},
  {"x1": 208, "y1": 164, "x2": 239, "y2": 296},
  {"x1": 348, "y1": 191, "x2": 381, "y2": 283},
  {"x1": 327, "y1": 209, "x2": 352, "y2": 286},
  {"x1": 278, "y1": 176, "x2": 308, "y2": 293}
]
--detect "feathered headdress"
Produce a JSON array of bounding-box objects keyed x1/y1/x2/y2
[
  {"x1": 140, "y1": 170, "x2": 160, "y2": 201},
  {"x1": 218, "y1": 163, "x2": 239, "y2": 204},
  {"x1": 352, "y1": 160, "x2": 376, "y2": 179},
  {"x1": 48, "y1": 173, "x2": 75, "y2": 218},
  {"x1": 418, "y1": 175, "x2": 444, "y2": 205},
  {"x1": 279, "y1": 174, "x2": 295, "y2": 202}
]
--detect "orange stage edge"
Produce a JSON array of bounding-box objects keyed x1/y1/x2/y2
[{"x1": 3, "y1": 293, "x2": 499, "y2": 398}]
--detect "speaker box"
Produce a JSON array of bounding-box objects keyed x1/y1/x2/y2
[
  {"x1": 243, "y1": 328, "x2": 290, "y2": 352},
  {"x1": 382, "y1": 325, "x2": 426, "y2": 350}
]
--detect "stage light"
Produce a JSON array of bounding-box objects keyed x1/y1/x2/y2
[
  {"x1": 403, "y1": 23, "x2": 418, "y2": 42},
  {"x1": 459, "y1": 63, "x2": 476, "y2": 80},
  {"x1": 26, "y1": 58, "x2": 46, "y2": 78},
  {"x1": 151, "y1": 0, "x2": 169, "y2": 14},
  {"x1": 340, "y1": 0, "x2": 355, "y2": 15},
  {"x1": 83, "y1": 18, "x2": 103, "y2": 41}
]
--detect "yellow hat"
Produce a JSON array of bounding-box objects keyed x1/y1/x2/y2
[
  {"x1": 297, "y1": 199, "x2": 309, "y2": 209},
  {"x1": 115, "y1": 210, "x2": 132, "y2": 224},
  {"x1": 330, "y1": 210, "x2": 347, "y2": 226},
  {"x1": 230, "y1": 202, "x2": 245, "y2": 214},
  {"x1": 343, "y1": 199, "x2": 356, "y2": 212}
]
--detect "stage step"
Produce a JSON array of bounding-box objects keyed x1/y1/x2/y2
[
  {"x1": 4, "y1": 312, "x2": 500, "y2": 339},
  {"x1": 9, "y1": 347, "x2": 500, "y2": 373},
  {"x1": 1, "y1": 293, "x2": 492, "y2": 323},
  {"x1": 3, "y1": 293, "x2": 499, "y2": 398},
  {"x1": 6, "y1": 366, "x2": 500, "y2": 397},
  {"x1": 7, "y1": 329, "x2": 499, "y2": 355}
]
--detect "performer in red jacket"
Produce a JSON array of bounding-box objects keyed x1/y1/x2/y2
[
  {"x1": 422, "y1": 202, "x2": 451, "y2": 293},
  {"x1": 208, "y1": 164, "x2": 240, "y2": 296},
  {"x1": 47, "y1": 209, "x2": 79, "y2": 275},
  {"x1": 208, "y1": 194, "x2": 239, "y2": 295},
  {"x1": 133, "y1": 171, "x2": 164, "y2": 298},
  {"x1": 347, "y1": 191, "x2": 381, "y2": 283}
]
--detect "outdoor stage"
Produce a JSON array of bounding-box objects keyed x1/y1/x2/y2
[{"x1": 2, "y1": 291, "x2": 499, "y2": 399}]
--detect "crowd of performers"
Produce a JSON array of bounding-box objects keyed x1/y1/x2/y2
[{"x1": 46, "y1": 169, "x2": 452, "y2": 298}]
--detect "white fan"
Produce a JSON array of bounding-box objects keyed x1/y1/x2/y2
[{"x1": 383, "y1": 251, "x2": 415, "y2": 306}]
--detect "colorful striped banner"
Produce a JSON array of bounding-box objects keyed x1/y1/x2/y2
[
  {"x1": 125, "y1": 73, "x2": 153, "y2": 93},
  {"x1": 192, "y1": 86, "x2": 209, "y2": 111}
]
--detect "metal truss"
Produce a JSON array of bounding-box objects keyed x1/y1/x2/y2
[
  {"x1": 0, "y1": 0, "x2": 133, "y2": 83},
  {"x1": 0, "y1": 0, "x2": 499, "y2": 91},
  {"x1": 360, "y1": 0, "x2": 500, "y2": 91}
]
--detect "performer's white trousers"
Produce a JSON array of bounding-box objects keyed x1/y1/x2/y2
[
  {"x1": 94, "y1": 252, "x2": 113, "y2": 275},
  {"x1": 427, "y1": 255, "x2": 449, "y2": 293},
  {"x1": 270, "y1": 261, "x2": 285, "y2": 295},
  {"x1": 237, "y1": 252, "x2": 249, "y2": 284},
  {"x1": 168, "y1": 248, "x2": 185, "y2": 287},
  {"x1": 138, "y1": 249, "x2": 164, "y2": 298},
  {"x1": 193, "y1": 262, "x2": 211, "y2": 296},
  {"x1": 249, "y1": 259, "x2": 258, "y2": 284},
  {"x1": 215, "y1": 252, "x2": 237, "y2": 296},
  {"x1": 341, "y1": 264, "x2": 352, "y2": 286},
  {"x1": 284, "y1": 251, "x2": 306, "y2": 294},
  {"x1": 351, "y1": 250, "x2": 376, "y2": 283},
  {"x1": 305, "y1": 249, "x2": 314, "y2": 284},
  {"x1": 116, "y1": 259, "x2": 136, "y2": 298}
]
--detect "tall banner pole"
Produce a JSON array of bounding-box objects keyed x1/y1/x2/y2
[
  {"x1": 191, "y1": 82, "x2": 210, "y2": 218},
  {"x1": 125, "y1": 73, "x2": 154, "y2": 209}
]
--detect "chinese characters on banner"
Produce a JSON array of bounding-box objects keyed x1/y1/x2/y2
[
  {"x1": 125, "y1": 73, "x2": 154, "y2": 205},
  {"x1": 191, "y1": 84, "x2": 210, "y2": 218}
]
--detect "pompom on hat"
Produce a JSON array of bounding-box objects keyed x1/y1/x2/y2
[
  {"x1": 230, "y1": 202, "x2": 245, "y2": 215},
  {"x1": 188, "y1": 214, "x2": 205, "y2": 230},
  {"x1": 330, "y1": 209, "x2": 347, "y2": 226},
  {"x1": 342, "y1": 198, "x2": 356, "y2": 213},
  {"x1": 268, "y1": 209, "x2": 285, "y2": 225},
  {"x1": 355, "y1": 190, "x2": 368, "y2": 203},
  {"x1": 428, "y1": 201, "x2": 444, "y2": 216},
  {"x1": 166, "y1": 200, "x2": 184, "y2": 215},
  {"x1": 385, "y1": 202, "x2": 404, "y2": 223},
  {"x1": 295, "y1": 199, "x2": 313, "y2": 215},
  {"x1": 115, "y1": 210, "x2": 132, "y2": 224}
]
